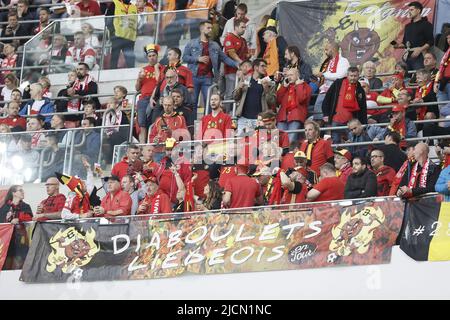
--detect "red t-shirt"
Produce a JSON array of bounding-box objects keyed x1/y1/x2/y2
[
  {"x1": 224, "y1": 32, "x2": 248, "y2": 75},
  {"x1": 197, "y1": 41, "x2": 213, "y2": 77},
  {"x1": 218, "y1": 165, "x2": 237, "y2": 188},
  {"x1": 282, "y1": 182, "x2": 307, "y2": 204},
  {"x1": 140, "y1": 64, "x2": 164, "y2": 98},
  {"x1": 0, "y1": 116, "x2": 27, "y2": 130},
  {"x1": 201, "y1": 111, "x2": 233, "y2": 140},
  {"x1": 158, "y1": 169, "x2": 178, "y2": 204},
  {"x1": 38, "y1": 193, "x2": 66, "y2": 221},
  {"x1": 312, "y1": 176, "x2": 345, "y2": 202},
  {"x1": 139, "y1": 190, "x2": 172, "y2": 215},
  {"x1": 76, "y1": 0, "x2": 101, "y2": 16},
  {"x1": 99, "y1": 190, "x2": 132, "y2": 217},
  {"x1": 300, "y1": 139, "x2": 334, "y2": 176},
  {"x1": 224, "y1": 175, "x2": 261, "y2": 208}
]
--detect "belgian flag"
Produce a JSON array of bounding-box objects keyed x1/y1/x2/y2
[{"x1": 400, "y1": 195, "x2": 450, "y2": 261}]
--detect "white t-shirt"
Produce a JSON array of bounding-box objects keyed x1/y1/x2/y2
[{"x1": 0, "y1": 87, "x2": 13, "y2": 102}]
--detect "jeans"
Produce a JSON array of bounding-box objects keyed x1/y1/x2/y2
[
  {"x1": 313, "y1": 93, "x2": 326, "y2": 120},
  {"x1": 193, "y1": 75, "x2": 212, "y2": 112},
  {"x1": 237, "y1": 117, "x2": 257, "y2": 136},
  {"x1": 437, "y1": 83, "x2": 450, "y2": 128},
  {"x1": 224, "y1": 73, "x2": 237, "y2": 113},
  {"x1": 277, "y1": 121, "x2": 303, "y2": 143},
  {"x1": 110, "y1": 37, "x2": 135, "y2": 69},
  {"x1": 331, "y1": 121, "x2": 346, "y2": 144}
]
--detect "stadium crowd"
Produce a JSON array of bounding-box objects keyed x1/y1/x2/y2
[{"x1": 0, "y1": 0, "x2": 449, "y2": 223}]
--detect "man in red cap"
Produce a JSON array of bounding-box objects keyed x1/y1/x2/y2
[
  {"x1": 94, "y1": 175, "x2": 132, "y2": 218},
  {"x1": 223, "y1": 163, "x2": 263, "y2": 208},
  {"x1": 137, "y1": 174, "x2": 172, "y2": 215},
  {"x1": 201, "y1": 93, "x2": 233, "y2": 141},
  {"x1": 387, "y1": 104, "x2": 417, "y2": 140},
  {"x1": 292, "y1": 150, "x2": 317, "y2": 187},
  {"x1": 135, "y1": 43, "x2": 164, "y2": 143},
  {"x1": 334, "y1": 148, "x2": 353, "y2": 185}
]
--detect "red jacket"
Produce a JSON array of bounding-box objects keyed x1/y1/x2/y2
[
  {"x1": 99, "y1": 190, "x2": 132, "y2": 217},
  {"x1": 111, "y1": 157, "x2": 143, "y2": 180},
  {"x1": 276, "y1": 82, "x2": 312, "y2": 123}
]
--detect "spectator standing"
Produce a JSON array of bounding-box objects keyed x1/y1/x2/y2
[
  {"x1": 313, "y1": 42, "x2": 350, "y2": 121},
  {"x1": 201, "y1": 93, "x2": 232, "y2": 140},
  {"x1": 164, "y1": 47, "x2": 194, "y2": 95},
  {"x1": 223, "y1": 18, "x2": 249, "y2": 111},
  {"x1": 322, "y1": 66, "x2": 367, "y2": 144},
  {"x1": 262, "y1": 25, "x2": 287, "y2": 77},
  {"x1": 105, "y1": 0, "x2": 138, "y2": 69},
  {"x1": 135, "y1": 44, "x2": 164, "y2": 143},
  {"x1": 276, "y1": 68, "x2": 312, "y2": 142},
  {"x1": 434, "y1": 32, "x2": 450, "y2": 111},
  {"x1": 171, "y1": 88, "x2": 195, "y2": 135},
  {"x1": 393, "y1": 1, "x2": 434, "y2": 71},
  {"x1": 76, "y1": 0, "x2": 101, "y2": 17},
  {"x1": 233, "y1": 58, "x2": 276, "y2": 135},
  {"x1": 344, "y1": 157, "x2": 377, "y2": 199},
  {"x1": 81, "y1": 22, "x2": 100, "y2": 48},
  {"x1": 299, "y1": 120, "x2": 334, "y2": 176},
  {"x1": 220, "y1": 3, "x2": 257, "y2": 56},
  {"x1": 183, "y1": 20, "x2": 238, "y2": 109},
  {"x1": 284, "y1": 46, "x2": 313, "y2": 85}
]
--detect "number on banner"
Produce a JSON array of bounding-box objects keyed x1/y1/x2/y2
[{"x1": 429, "y1": 221, "x2": 442, "y2": 237}]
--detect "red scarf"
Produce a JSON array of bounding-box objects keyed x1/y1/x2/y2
[
  {"x1": 104, "y1": 107, "x2": 123, "y2": 136},
  {"x1": 286, "y1": 84, "x2": 297, "y2": 112},
  {"x1": 416, "y1": 81, "x2": 433, "y2": 120},
  {"x1": 184, "y1": 180, "x2": 195, "y2": 212},
  {"x1": 67, "y1": 75, "x2": 94, "y2": 112},
  {"x1": 391, "y1": 116, "x2": 407, "y2": 139},
  {"x1": 150, "y1": 193, "x2": 161, "y2": 214},
  {"x1": 327, "y1": 54, "x2": 339, "y2": 73},
  {"x1": 437, "y1": 48, "x2": 450, "y2": 81},
  {"x1": 390, "y1": 159, "x2": 429, "y2": 197},
  {"x1": 337, "y1": 78, "x2": 359, "y2": 112},
  {"x1": 268, "y1": 172, "x2": 282, "y2": 205},
  {"x1": 1, "y1": 54, "x2": 17, "y2": 74}
]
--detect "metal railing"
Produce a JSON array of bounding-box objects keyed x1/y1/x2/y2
[{"x1": 19, "y1": 7, "x2": 210, "y2": 82}]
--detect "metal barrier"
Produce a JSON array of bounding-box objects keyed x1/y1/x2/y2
[{"x1": 19, "y1": 8, "x2": 210, "y2": 82}]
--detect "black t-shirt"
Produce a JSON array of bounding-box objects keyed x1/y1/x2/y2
[
  {"x1": 242, "y1": 78, "x2": 263, "y2": 119},
  {"x1": 403, "y1": 17, "x2": 434, "y2": 49}
]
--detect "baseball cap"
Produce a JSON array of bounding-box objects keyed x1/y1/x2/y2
[
  {"x1": 103, "y1": 175, "x2": 120, "y2": 183},
  {"x1": 334, "y1": 148, "x2": 352, "y2": 161},
  {"x1": 294, "y1": 151, "x2": 307, "y2": 159}
]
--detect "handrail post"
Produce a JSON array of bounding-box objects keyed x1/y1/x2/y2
[
  {"x1": 205, "y1": 83, "x2": 217, "y2": 116},
  {"x1": 48, "y1": 22, "x2": 56, "y2": 75},
  {"x1": 67, "y1": 129, "x2": 76, "y2": 175},
  {"x1": 20, "y1": 40, "x2": 27, "y2": 82},
  {"x1": 154, "y1": 0, "x2": 162, "y2": 44},
  {"x1": 98, "y1": 17, "x2": 108, "y2": 80},
  {"x1": 129, "y1": 93, "x2": 137, "y2": 143}
]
